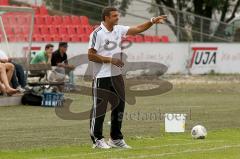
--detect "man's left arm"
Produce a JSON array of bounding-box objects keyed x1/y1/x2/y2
[
  {"x1": 127, "y1": 15, "x2": 167, "y2": 36},
  {"x1": 65, "y1": 63, "x2": 75, "y2": 70},
  {"x1": 47, "y1": 54, "x2": 52, "y2": 64},
  {"x1": 64, "y1": 55, "x2": 75, "y2": 70}
]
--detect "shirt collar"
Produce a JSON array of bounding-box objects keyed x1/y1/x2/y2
[
  {"x1": 56, "y1": 49, "x2": 65, "y2": 56},
  {"x1": 100, "y1": 22, "x2": 114, "y2": 33}
]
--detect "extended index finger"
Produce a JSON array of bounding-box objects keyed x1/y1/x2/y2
[{"x1": 156, "y1": 15, "x2": 167, "y2": 19}]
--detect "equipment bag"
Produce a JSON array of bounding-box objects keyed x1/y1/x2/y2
[{"x1": 21, "y1": 92, "x2": 43, "y2": 106}]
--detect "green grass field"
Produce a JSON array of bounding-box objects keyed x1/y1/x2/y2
[
  {"x1": 0, "y1": 76, "x2": 240, "y2": 159},
  {"x1": 1, "y1": 129, "x2": 240, "y2": 159}
]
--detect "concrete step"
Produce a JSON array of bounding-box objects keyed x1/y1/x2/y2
[{"x1": 0, "y1": 94, "x2": 23, "y2": 106}]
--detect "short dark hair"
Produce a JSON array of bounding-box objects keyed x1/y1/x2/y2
[
  {"x1": 59, "y1": 42, "x2": 68, "y2": 48},
  {"x1": 102, "y1": 7, "x2": 118, "y2": 21},
  {"x1": 45, "y1": 44, "x2": 54, "y2": 50}
]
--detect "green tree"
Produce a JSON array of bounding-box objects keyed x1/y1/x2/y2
[
  {"x1": 155, "y1": 0, "x2": 240, "y2": 22},
  {"x1": 155, "y1": 0, "x2": 240, "y2": 41}
]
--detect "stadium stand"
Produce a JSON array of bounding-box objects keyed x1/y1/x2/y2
[
  {"x1": 0, "y1": 0, "x2": 8, "y2": 6},
  {"x1": 0, "y1": 3, "x2": 169, "y2": 43}
]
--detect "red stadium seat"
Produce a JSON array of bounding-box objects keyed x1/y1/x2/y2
[
  {"x1": 33, "y1": 26, "x2": 40, "y2": 35},
  {"x1": 32, "y1": 6, "x2": 40, "y2": 15},
  {"x1": 25, "y1": 35, "x2": 31, "y2": 41},
  {"x1": 80, "y1": 35, "x2": 89, "y2": 42},
  {"x1": 22, "y1": 26, "x2": 30, "y2": 35},
  {"x1": 52, "y1": 34, "x2": 61, "y2": 42},
  {"x1": 15, "y1": 35, "x2": 27, "y2": 42},
  {"x1": 161, "y1": 35, "x2": 169, "y2": 43},
  {"x1": 8, "y1": 35, "x2": 16, "y2": 42},
  {"x1": 63, "y1": 16, "x2": 72, "y2": 25},
  {"x1": 71, "y1": 16, "x2": 81, "y2": 25},
  {"x1": 33, "y1": 34, "x2": 43, "y2": 42},
  {"x1": 67, "y1": 25, "x2": 76, "y2": 34},
  {"x1": 12, "y1": 26, "x2": 22, "y2": 35},
  {"x1": 7, "y1": 16, "x2": 17, "y2": 25},
  {"x1": 44, "y1": 15, "x2": 53, "y2": 25},
  {"x1": 49, "y1": 25, "x2": 58, "y2": 34},
  {"x1": 26, "y1": 15, "x2": 32, "y2": 24},
  {"x1": 80, "y1": 16, "x2": 89, "y2": 25},
  {"x1": 35, "y1": 16, "x2": 45, "y2": 25},
  {"x1": 1, "y1": 16, "x2": 9, "y2": 26},
  {"x1": 21, "y1": 15, "x2": 31, "y2": 25},
  {"x1": 4, "y1": 27, "x2": 13, "y2": 35},
  {"x1": 135, "y1": 35, "x2": 144, "y2": 42},
  {"x1": 84, "y1": 25, "x2": 93, "y2": 35},
  {"x1": 70, "y1": 35, "x2": 80, "y2": 42},
  {"x1": 17, "y1": 16, "x2": 27, "y2": 25},
  {"x1": 58, "y1": 26, "x2": 67, "y2": 34},
  {"x1": 0, "y1": 0, "x2": 9, "y2": 5},
  {"x1": 43, "y1": 35, "x2": 52, "y2": 42},
  {"x1": 40, "y1": 25, "x2": 49, "y2": 35},
  {"x1": 52, "y1": 16, "x2": 62, "y2": 25},
  {"x1": 76, "y1": 26, "x2": 84, "y2": 34},
  {"x1": 39, "y1": 5, "x2": 48, "y2": 15},
  {"x1": 61, "y1": 35, "x2": 70, "y2": 42}
]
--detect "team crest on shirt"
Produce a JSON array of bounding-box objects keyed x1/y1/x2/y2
[
  {"x1": 105, "y1": 39, "x2": 110, "y2": 45},
  {"x1": 104, "y1": 39, "x2": 118, "y2": 51}
]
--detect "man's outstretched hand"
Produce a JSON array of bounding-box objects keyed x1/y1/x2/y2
[{"x1": 151, "y1": 15, "x2": 167, "y2": 24}]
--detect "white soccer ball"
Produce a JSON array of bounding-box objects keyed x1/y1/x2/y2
[{"x1": 191, "y1": 125, "x2": 207, "y2": 139}]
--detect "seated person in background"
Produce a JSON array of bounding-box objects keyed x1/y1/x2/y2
[
  {"x1": 0, "y1": 62, "x2": 18, "y2": 95},
  {"x1": 0, "y1": 50, "x2": 26, "y2": 92},
  {"x1": 31, "y1": 44, "x2": 54, "y2": 65},
  {"x1": 30, "y1": 44, "x2": 54, "y2": 77},
  {"x1": 51, "y1": 42, "x2": 75, "y2": 83}
]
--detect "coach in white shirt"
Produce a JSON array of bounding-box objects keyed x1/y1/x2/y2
[{"x1": 88, "y1": 7, "x2": 167, "y2": 149}]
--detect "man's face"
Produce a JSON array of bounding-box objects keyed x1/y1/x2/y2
[
  {"x1": 106, "y1": 11, "x2": 119, "y2": 25},
  {"x1": 46, "y1": 47, "x2": 53, "y2": 56},
  {"x1": 60, "y1": 46, "x2": 68, "y2": 53}
]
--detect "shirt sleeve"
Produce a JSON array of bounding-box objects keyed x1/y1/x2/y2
[
  {"x1": 37, "y1": 52, "x2": 46, "y2": 63},
  {"x1": 88, "y1": 31, "x2": 101, "y2": 51},
  {"x1": 118, "y1": 25, "x2": 130, "y2": 38},
  {"x1": 35, "y1": 54, "x2": 41, "y2": 63},
  {"x1": 51, "y1": 53, "x2": 57, "y2": 66},
  {"x1": 64, "y1": 54, "x2": 68, "y2": 64}
]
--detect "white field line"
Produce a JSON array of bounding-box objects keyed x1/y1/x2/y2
[
  {"x1": 34, "y1": 140, "x2": 225, "y2": 159},
  {"x1": 110, "y1": 144, "x2": 240, "y2": 159}
]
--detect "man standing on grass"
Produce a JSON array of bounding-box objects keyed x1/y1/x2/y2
[{"x1": 88, "y1": 6, "x2": 167, "y2": 149}]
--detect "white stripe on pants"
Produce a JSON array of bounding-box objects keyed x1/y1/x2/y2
[{"x1": 90, "y1": 78, "x2": 97, "y2": 140}]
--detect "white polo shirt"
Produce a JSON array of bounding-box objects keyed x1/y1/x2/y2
[{"x1": 88, "y1": 22, "x2": 129, "y2": 78}]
